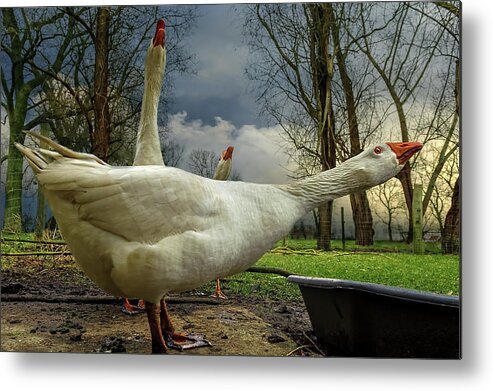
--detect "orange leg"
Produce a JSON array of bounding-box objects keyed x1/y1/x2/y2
[
  {"x1": 144, "y1": 301, "x2": 167, "y2": 354},
  {"x1": 210, "y1": 279, "x2": 228, "y2": 299}
]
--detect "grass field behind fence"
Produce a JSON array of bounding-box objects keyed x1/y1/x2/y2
[
  {"x1": 2, "y1": 233, "x2": 460, "y2": 301},
  {"x1": 202, "y1": 239, "x2": 459, "y2": 300}
]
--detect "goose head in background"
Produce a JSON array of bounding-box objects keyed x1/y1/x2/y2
[{"x1": 213, "y1": 146, "x2": 234, "y2": 181}]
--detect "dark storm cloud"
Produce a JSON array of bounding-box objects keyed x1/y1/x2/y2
[{"x1": 166, "y1": 4, "x2": 265, "y2": 128}]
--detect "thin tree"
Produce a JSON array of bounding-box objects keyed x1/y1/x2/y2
[
  {"x1": 415, "y1": 141, "x2": 458, "y2": 234},
  {"x1": 442, "y1": 177, "x2": 459, "y2": 254},
  {"x1": 410, "y1": 1, "x2": 460, "y2": 252},
  {"x1": 1, "y1": 8, "x2": 81, "y2": 231},
  {"x1": 432, "y1": 1, "x2": 460, "y2": 254},
  {"x1": 162, "y1": 140, "x2": 185, "y2": 168},
  {"x1": 34, "y1": 123, "x2": 50, "y2": 237},
  {"x1": 230, "y1": 170, "x2": 242, "y2": 181},
  {"x1": 349, "y1": 2, "x2": 447, "y2": 242},
  {"x1": 244, "y1": 3, "x2": 337, "y2": 250},
  {"x1": 92, "y1": 6, "x2": 111, "y2": 161},
  {"x1": 1, "y1": 6, "x2": 198, "y2": 231},
  {"x1": 32, "y1": 6, "x2": 198, "y2": 164},
  {"x1": 370, "y1": 179, "x2": 405, "y2": 242},
  {"x1": 187, "y1": 149, "x2": 218, "y2": 179},
  {"x1": 329, "y1": 3, "x2": 374, "y2": 245}
]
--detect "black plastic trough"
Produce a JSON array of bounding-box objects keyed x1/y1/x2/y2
[{"x1": 288, "y1": 276, "x2": 460, "y2": 358}]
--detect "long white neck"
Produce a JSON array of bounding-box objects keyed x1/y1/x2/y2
[
  {"x1": 278, "y1": 157, "x2": 376, "y2": 212},
  {"x1": 133, "y1": 50, "x2": 166, "y2": 166}
]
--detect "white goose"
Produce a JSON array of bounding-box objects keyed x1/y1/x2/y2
[
  {"x1": 16, "y1": 135, "x2": 422, "y2": 353},
  {"x1": 122, "y1": 18, "x2": 167, "y2": 315},
  {"x1": 210, "y1": 146, "x2": 234, "y2": 299}
]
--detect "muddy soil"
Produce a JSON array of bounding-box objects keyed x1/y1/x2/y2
[{"x1": 1, "y1": 267, "x2": 322, "y2": 357}]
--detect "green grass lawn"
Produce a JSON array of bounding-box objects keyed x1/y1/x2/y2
[{"x1": 204, "y1": 239, "x2": 459, "y2": 301}]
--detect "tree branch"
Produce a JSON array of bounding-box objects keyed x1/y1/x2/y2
[{"x1": 434, "y1": 1, "x2": 460, "y2": 17}]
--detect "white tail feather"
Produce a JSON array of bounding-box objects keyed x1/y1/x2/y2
[
  {"x1": 23, "y1": 131, "x2": 108, "y2": 166},
  {"x1": 15, "y1": 131, "x2": 109, "y2": 175},
  {"x1": 14, "y1": 143, "x2": 48, "y2": 174}
]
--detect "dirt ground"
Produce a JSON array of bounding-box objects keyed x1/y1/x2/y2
[{"x1": 1, "y1": 267, "x2": 322, "y2": 357}]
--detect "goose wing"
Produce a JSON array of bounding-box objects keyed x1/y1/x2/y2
[{"x1": 39, "y1": 162, "x2": 222, "y2": 243}]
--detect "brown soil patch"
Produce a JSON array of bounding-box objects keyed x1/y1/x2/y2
[{"x1": 1, "y1": 261, "x2": 321, "y2": 357}]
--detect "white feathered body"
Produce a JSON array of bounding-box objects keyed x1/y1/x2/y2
[{"x1": 39, "y1": 160, "x2": 305, "y2": 303}]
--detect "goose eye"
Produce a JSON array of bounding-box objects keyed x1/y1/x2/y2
[{"x1": 374, "y1": 146, "x2": 383, "y2": 155}]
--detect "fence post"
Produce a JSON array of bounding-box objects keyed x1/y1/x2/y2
[
  {"x1": 412, "y1": 184, "x2": 424, "y2": 254},
  {"x1": 341, "y1": 206, "x2": 346, "y2": 251}
]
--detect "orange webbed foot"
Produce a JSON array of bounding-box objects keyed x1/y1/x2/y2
[
  {"x1": 210, "y1": 279, "x2": 228, "y2": 300},
  {"x1": 121, "y1": 298, "x2": 146, "y2": 315}
]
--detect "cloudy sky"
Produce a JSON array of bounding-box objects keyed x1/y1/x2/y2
[
  {"x1": 167, "y1": 4, "x2": 262, "y2": 128},
  {"x1": 161, "y1": 4, "x2": 296, "y2": 183},
  {"x1": 166, "y1": 112, "x2": 295, "y2": 184}
]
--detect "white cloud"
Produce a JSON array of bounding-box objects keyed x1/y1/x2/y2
[{"x1": 165, "y1": 111, "x2": 296, "y2": 183}]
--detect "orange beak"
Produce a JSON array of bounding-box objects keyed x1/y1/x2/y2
[
  {"x1": 153, "y1": 19, "x2": 165, "y2": 48},
  {"x1": 222, "y1": 146, "x2": 234, "y2": 161},
  {"x1": 386, "y1": 142, "x2": 423, "y2": 165}
]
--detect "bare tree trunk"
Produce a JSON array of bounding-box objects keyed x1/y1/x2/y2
[
  {"x1": 442, "y1": 177, "x2": 460, "y2": 254},
  {"x1": 441, "y1": 56, "x2": 460, "y2": 255},
  {"x1": 93, "y1": 6, "x2": 111, "y2": 161},
  {"x1": 412, "y1": 184, "x2": 424, "y2": 254},
  {"x1": 312, "y1": 210, "x2": 320, "y2": 238},
  {"x1": 316, "y1": 102, "x2": 337, "y2": 250},
  {"x1": 329, "y1": 3, "x2": 373, "y2": 245},
  {"x1": 396, "y1": 163, "x2": 414, "y2": 243},
  {"x1": 2, "y1": 8, "x2": 33, "y2": 231},
  {"x1": 422, "y1": 59, "x2": 459, "y2": 217},
  {"x1": 34, "y1": 123, "x2": 50, "y2": 237},
  {"x1": 387, "y1": 213, "x2": 393, "y2": 242},
  {"x1": 35, "y1": 189, "x2": 46, "y2": 238},
  {"x1": 3, "y1": 106, "x2": 27, "y2": 232},
  {"x1": 352, "y1": 3, "x2": 447, "y2": 243},
  {"x1": 2, "y1": 8, "x2": 74, "y2": 231},
  {"x1": 317, "y1": 118, "x2": 336, "y2": 250},
  {"x1": 350, "y1": 192, "x2": 374, "y2": 245},
  {"x1": 317, "y1": 201, "x2": 333, "y2": 251},
  {"x1": 309, "y1": 4, "x2": 337, "y2": 251}
]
